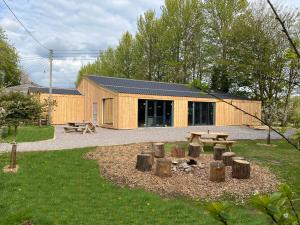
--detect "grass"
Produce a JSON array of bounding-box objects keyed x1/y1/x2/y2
[
  {"x1": 1, "y1": 125, "x2": 54, "y2": 143},
  {"x1": 0, "y1": 140, "x2": 299, "y2": 225}
]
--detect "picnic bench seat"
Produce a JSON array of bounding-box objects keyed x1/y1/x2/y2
[
  {"x1": 64, "y1": 126, "x2": 85, "y2": 133},
  {"x1": 64, "y1": 122, "x2": 96, "y2": 134}
]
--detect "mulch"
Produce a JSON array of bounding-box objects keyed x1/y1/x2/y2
[{"x1": 85, "y1": 143, "x2": 279, "y2": 200}]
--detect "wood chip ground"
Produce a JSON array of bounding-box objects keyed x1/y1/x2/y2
[{"x1": 85, "y1": 143, "x2": 279, "y2": 200}]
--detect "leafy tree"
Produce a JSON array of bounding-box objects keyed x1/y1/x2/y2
[
  {"x1": 0, "y1": 27, "x2": 21, "y2": 87},
  {"x1": 204, "y1": 0, "x2": 249, "y2": 92},
  {"x1": 115, "y1": 31, "x2": 135, "y2": 78},
  {"x1": 290, "y1": 96, "x2": 300, "y2": 127},
  {"x1": 251, "y1": 184, "x2": 300, "y2": 225},
  {"x1": 135, "y1": 10, "x2": 163, "y2": 81},
  {"x1": 206, "y1": 201, "x2": 231, "y2": 225},
  {"x1": 226, "y1": 2, "x2": 299, "y2": 125},
  {"x1": 0, "y1": 91, "x2": 44, "y2": 140}
]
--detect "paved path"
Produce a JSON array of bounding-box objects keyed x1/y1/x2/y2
[{"x1": 0, "y1": 125, "x2": 295, "y2": 152}]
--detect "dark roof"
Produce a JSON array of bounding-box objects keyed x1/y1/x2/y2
[
  {"x1": 28, "y1": 87, "x2": 82, "y2": 95},
  {"x1": 86, "y1": 75, "x2": 251, "y2": 100}
]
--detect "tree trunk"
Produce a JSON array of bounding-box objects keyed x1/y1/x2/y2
[
  {"x1": 213, "y1": 145, "x2": 226, "y2": 160},
  {"x1": 136, "y1": 154, "x2": 152, "y2": 172},
  {"x1": 10, "y1": 143, "x2": 17, "y2": 169},
  {"x1": 232, "y1": 160, "x2": 250, "y2": 179},
  {"x1": 153, "y1": 143, "x2": 165, "y2": 158},
  {"x1": 155, "y1": 158, "x2": 171, "y2": 177},
  {"x1": 188, "y1": 143, "x2": 201, "y2": 158},
  {"x1": 209, "y1": 161, "x2": 225, "y2": 182},
  {"x1": 267, "y1": 126, "x2": 271, "y2": 145},
  {"x1": 222, "y1": 152, "x2": 236, "y2": 166},
  {"x1": 171, "y1": 145, "x2": 185, "y2": 158},
  {"x1": 14, "y1": 125, "x2": 18, "y2": 142}
]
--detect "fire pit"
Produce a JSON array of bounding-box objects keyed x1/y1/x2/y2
[
  {"x1": 171, "y1": 159, "x2": 205, "y2": 173},
  {"x1": 86, "y1": 142, "x2": 279, "y2": 200}
]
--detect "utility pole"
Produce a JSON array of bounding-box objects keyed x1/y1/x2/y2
[{"x1": 48, "y1": 49, "x2": 53, "y2": 125}]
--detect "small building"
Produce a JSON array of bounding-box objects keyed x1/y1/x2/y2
[
  {"x1": 76, "y1": 75, "x2": 261, "y2": 129},
  {"x1": 28, "y1": 87, "x2": 84, "y2": 124}
]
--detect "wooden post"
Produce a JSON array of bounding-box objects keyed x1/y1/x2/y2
[
  {"x1": 232, "y1": 160, "x2": 250, "y2": 179},
  {"x1": 222, "y1": 152, "x2": 236, "y2": 166},
  {"x1": 10, "y1": 143, "x2": 17, "y2": 169},
  {"x1": 209, "y1": 161, "x2": 225, "y2": 182},
  {"x1": 213, "y1": 145, "x2": 226, "y2": 160},
  {"x1": 136, "y1": 154, "x2": 152, "y2": 172},
  {"x1": 171, "y1": 145, "x2": 185, "y2": 158},
  {"x1": 153, "y1": 143, "x2": 165, "y2": 158},
  {"x1": 155, "y1": 158, "x2": 171, "y2": 177},
  {"x1": 141, "y1": 150, "x2": 155, "y2": 164},
  {"x1": 188, "y1": 143, "x2": 201, "y2": 158}
]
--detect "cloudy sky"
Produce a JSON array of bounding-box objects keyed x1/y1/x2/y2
[{"x1": 0, "y1": 0, "x2": 299, "y2": 88}]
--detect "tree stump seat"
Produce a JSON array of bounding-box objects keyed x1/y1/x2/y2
[
  {"x1": 153, "y1": 143, "x2": 165, "y2": 158},
  {"x1": 188, "y1": 143, "x2": 201, "y2": 158},
  {"x1": 171, "y1": 145, "x2": 185, "y2": 158},
  {"x1": 213, "y1": 145, "x2": 226, "y2": 160},
  {"x1": 232, "y1": 159, "x2": 250, "y2": 179},
  {"x1": 209, "y1": 161, "x2": 225, "y2": 182},
  {"x1": 136, "y1": 153, "x2": 152, "y2": 172},
  {"x1": 155, "y1": 158, "x2": 171, "y2": 177},
  {"x1": 141, "y1": 150, "x2": 155, "y2": 164},
  {"x1": 222, "y1": 152, "x2": 236, "y2": 166}
]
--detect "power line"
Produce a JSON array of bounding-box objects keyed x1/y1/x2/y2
[{"x1": 2, "y1": 0, "x2": 49, "y2": 51}]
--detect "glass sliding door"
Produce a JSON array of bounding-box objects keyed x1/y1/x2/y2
[
  {"x1": 188, "y1": 102, "x2": 215, "y2": 126},
  {"x1": 138, "y1": 99, "x2": 173, "y2": 127}
]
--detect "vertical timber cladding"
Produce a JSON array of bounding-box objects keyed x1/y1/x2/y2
[
  {"x1": 77, "y1": 78, "x2": 118, "y2": 127},
  {"x1": 215, "y1": 99, "x2": 262, "y2": 126},
  {"x1": 39, "y1": 93, "x2": 84, "y2": 124}
]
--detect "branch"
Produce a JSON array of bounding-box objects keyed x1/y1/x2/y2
[{"x1": 267, "y1": 0, "x2": 300, "y2": 59}]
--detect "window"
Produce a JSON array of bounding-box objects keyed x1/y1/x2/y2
[
  {"x1": 188, "y1": 102, "x2": 215, "y2": 125},
  {"x1": 138, "y1": 99, "x2": 173, "y2": 127}
]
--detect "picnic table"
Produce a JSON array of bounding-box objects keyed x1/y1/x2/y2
[
  {"x1": 187, "y1": 131, "x2": 235, "y2": 151},
  {"x1": 189, "y1": 132, "x2": 229, "y2": 143},
  {"x1": 64, "y1": 121, "x2": 96, "y2": 134}
]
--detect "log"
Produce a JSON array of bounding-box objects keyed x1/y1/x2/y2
[
  {"x1": 222, "y1": 152, "x2": 236, "y2": 166},
  {"x1": 188, "y1": 143, "x2": 201, "y2": 158},
  {"x1": 10, "y1": 143, "x2": 17, "y2": 169},
  {"x1": 213, "y1": 145, "x2": 226, "y2": 160},
  {"x1": 155, "y1": 158, "x2": 171, "y2": 177},
  {"x1": 232, "y1": 160, "x2": 250, "y2": 179},
  {"x1": 209, "y1": 161, "x2": 225, "y2": 182},
  {"x1": 153, "y1": 143, "x2": 165, "y2": 158},
  {"x1": 136, "y1": 154, "x2": 152, "y2": 172},
  {"x1": 171, "y1": 145, "x2": 185, "y2": 158},
  {"x1": 141, "y1": 150, "x2": 155, "y2": 164}
]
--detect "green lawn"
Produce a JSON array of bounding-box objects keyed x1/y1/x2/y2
[
  {"x1": 0, "y1": 140, "x2": 299, "y2": 225},
  {"x1": 1, "y1": 125, "x2": 54, "y2": 143}
]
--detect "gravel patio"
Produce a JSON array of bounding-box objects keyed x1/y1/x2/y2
[{"x1": 0, "y1": 125, "x2": 295, "y2": 152}]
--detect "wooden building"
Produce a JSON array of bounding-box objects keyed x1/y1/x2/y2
[
  {"x1": 76, "y1": 75, "x2": 262, "y2": 129},
  {"x1": 28, "y1": 87, "x2": 84, "y2": 124}
]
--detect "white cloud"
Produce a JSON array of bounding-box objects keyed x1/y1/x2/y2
[{"x1": 0, "y1": 0, "x2": 164, "y2": 87}]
